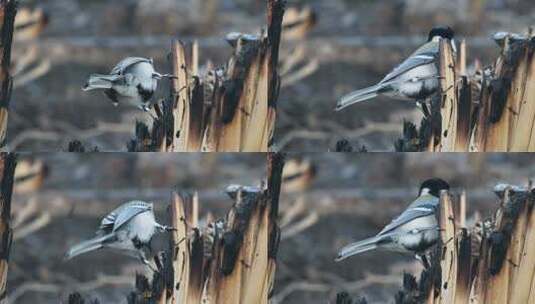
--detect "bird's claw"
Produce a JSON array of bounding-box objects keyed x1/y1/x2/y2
[
  {"x1": 139, "y1": 105, "x2": 157, "y2": 119},
  {"x1": 141, "y1": 257, "x2": 158, "y2": 272}
]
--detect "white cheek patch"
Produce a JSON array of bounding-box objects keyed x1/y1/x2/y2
[
  {"x1": 450, "y1": 39, "x2": 457, "y2": 53},
  {"x1": 420, "y1": 188, "x2": 431, "y2": 195}
]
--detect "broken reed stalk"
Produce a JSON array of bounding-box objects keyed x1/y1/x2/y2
[
  {"x1": 117, "y1": 153, "x2": 284, "y2": 304},
  {"x1": 337, "y1": 185, "x2": 535, "y2": 304},
  {"x1": 0, "y1": 153, "x2": 17, "y2": 301},
  {"x1": 128, "y1": 0, "x2": 285, "y2": 152},
  {"x1": 437, "y1": 192, "x2": 457, "y2": 303},
  {"x1": 0, "y1": 1, "x2": 17, "y2": 149},
  {"x1": 396, "y1": 32, "x2": 535, "y2": 152},
  {"x1": 438, "y1": 40, "x2": 459, "y2": 152},
  {"x1": 428, "y1": 188, "x2": 535, "y2": 304},
  {"x1": 473, "y1": 36, "x2": 535, "y2": 151}
]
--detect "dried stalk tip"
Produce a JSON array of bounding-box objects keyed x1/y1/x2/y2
[
  {"x1": 493, "y1": 183, "x2": 528, "y2": 198},
  {"x1": 225, "y1": 184, "x2": 262, "y2": 200}
]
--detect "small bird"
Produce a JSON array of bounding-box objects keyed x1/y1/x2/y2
[
  {"x1": 83, "y1": 57, "x2": 175, "y2": 113},
  {"x1": 335, "y1": 26, "x2": 456, "y2": 116},
  {"x1": 335, "y1": 178, "x2": 450, "y2": 268},
  {"x1": 65, "y1": 200, "x2": 173, "y2": 270}
]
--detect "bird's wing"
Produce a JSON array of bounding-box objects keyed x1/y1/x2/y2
[
  {"x1": 110, "y1": 57, "x2": 152, "y2": 75},
  {"x1": 98, "y1": 201, "x2": 152, "y2": 234},
  {"x1": 378, "y1": 195, "x2": 438, "y2": 235},
  {"x1": 379, "y1": 41, "x2": 439, "y2": 84}
]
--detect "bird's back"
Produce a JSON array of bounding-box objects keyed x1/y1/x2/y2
[
  {"x1": 378, "y1": 194, "x2": 439, "y2": 235},
  {"x1": 111, "y1": 57, "x2": 152, "y2": 75},
  {"x1": 379, "y1": 40, "x2": 439, "y2": 85},
  {"x1": 98, "y1": 201, "x2": 153, "y2": 235}
]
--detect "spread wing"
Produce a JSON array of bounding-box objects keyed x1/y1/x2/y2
[
  {"x1": 378, "y1": 195, "x2": 438, "y2": 236},
  {"x1": 98, "y1": 201, "x2": 152, "y2": 234},
  {"x1": 110, "y1": 57, "x2": 152, "y2": 75},
  {"x1": 379, "y1": 41, "x2": 439, "y2": 84}
]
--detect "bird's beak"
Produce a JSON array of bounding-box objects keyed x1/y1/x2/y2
[
  {"x1": 165, "y1": 226, "x2": 177, "y2": 232},
  {"x1": 153, "y1": 72, "x2": 178, "y2": 80}
]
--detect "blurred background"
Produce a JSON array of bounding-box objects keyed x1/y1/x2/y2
[
  {"x1": 8, "y1": 153, "x2": 267, "y2": 303},
  {"x1": 7, "y1": 152, "x2": 535, "y2": 303},
  {"x1": 8, "y1": 0, "x2": 535, "y2": 151}
]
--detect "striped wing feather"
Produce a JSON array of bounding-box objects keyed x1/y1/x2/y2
[
  {"x1": 110, "y1": 57, "x2": 152, "y2": 75},
  {"x1": 98, "y1": 201, "x2": 152, "y2": 234}
]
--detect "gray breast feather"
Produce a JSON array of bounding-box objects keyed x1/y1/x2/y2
[{"x1": 111, "y1": 57, "x2": 152, "y2": 75}]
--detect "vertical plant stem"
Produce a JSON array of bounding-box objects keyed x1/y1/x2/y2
[
  {"x1": 0, "y1": 1, "x2": 17, "y2": 148},
  {"x1": 0, "y1": 153, "x2": 16, "y2": 302}
]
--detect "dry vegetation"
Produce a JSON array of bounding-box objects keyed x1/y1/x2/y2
[
  {"x1": 272, "y1": 154, "x2": 535, "y2": 303},
  {"x1": 396, "y1": 31, "x2": 535, "y2": 152},
  {"x1": 3, "y1": 154, "x2": 535, "y2": 303},
  {"x1": 337, "y1": 184, "x2": 535, "y2": 303},
  {"x1": 3, "y1": 0, "x2": 533, "y2": 151},
  {"x1": 124, "y1": 0, "x2": 285, "y2": 152},
  {"x1": 62, "y1": 153, "x2": 284, "y2": 304}
]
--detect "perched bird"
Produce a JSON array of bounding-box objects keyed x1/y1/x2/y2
[
  {"x1": 335, "y1": 178, "x2": 450, "y2": 268},
  {"x1": 65, "y1": 201, "x2": 173, "y2": 270},
  {"x1": 335, "y1": 27, "x2": 456, "y2": 116},
  {"x1": 83, "y1": 57, "x2": 175, "y2": 112}
]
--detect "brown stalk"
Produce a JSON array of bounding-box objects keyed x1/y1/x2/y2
[
  {"x1": 0, "y1": 1, "x2": 17, "y2": 148},
  {"x1": 439, "y1": 40, "x2": 458, "y2": 152},
  {"x1": 106, "y1": 153, "x2": 285, "y2": 304},
  {"x1": 396, "y1": 31, "x2": 535, "y2": 152},
  {"x1": 437, "y1": 192, "x2": 457, "y2": 303},
  {"x1": 0, "y1": 153, "x2": 16, "y2": 299},
  {"x1": 129, "y1": 1, "x2": 285, "y2": 152},
  {"x1": 340, "y1": 184, "x2": 534, "y2": 304},
  {"x1": 507, "y1": 192, "x2": 532, "y2": 303}
]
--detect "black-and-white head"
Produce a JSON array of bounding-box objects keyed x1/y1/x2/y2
[
  {"x1": 428, "y1": 26, "x2": 456, "y2": 53},
  {"x1": 427, "y1": 26, "x2": 455, "y2": 41},
  {"x1": 419, "y1": 178, "x2": 450, "y2": 197}
]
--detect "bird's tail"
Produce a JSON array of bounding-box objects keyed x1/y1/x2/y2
[
  {"x1": 82, "y1": 74, "x2": 120, "y2": 91},
  {"x1": 335, "y1": 235, "x2": 386, "y2": 262},
  {"x1": 335, "y1": 83, "x2": 384, "y2": 111},
  {"x1": 65, "y1": 233, "x2": 115, "y2": 260}
]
